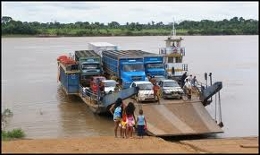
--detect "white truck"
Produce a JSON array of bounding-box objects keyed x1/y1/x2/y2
[{"x1": 88, "y1": 42, "x2": 118, "y2": 57}]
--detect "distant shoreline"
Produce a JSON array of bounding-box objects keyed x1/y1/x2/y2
[
  {"x1": 2, "y1": 16, "x2": 258, "y2": 37},
  {"x1": 1, "y1": 34, "x2": 258, "y2": 38}
]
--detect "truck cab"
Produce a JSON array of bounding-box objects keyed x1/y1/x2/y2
[
  {"x1": 144, "y1": 55, "x2": 167, "y2": 78},
  {"x1": 122, "y1": 51, "x2": 167, "y2": 81},
  {"x1": 79, "y1": 58, "x2": 102, "y2": 74},
  {"x1": 75, "y1": 50, "x2": 103, "y2": 87},
  {"x1": 119, "y1": 58, "x2": 146, "y2": 89}
]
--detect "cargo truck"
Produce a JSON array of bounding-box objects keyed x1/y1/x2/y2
[
  {"x1": 140, "y1": 51, "x2": 167, "y2": 78},
  {"x1": 102, "y1": 50, "x2": 146, "y2": 89},
  {"x1": 74, "y1": 50, "x2": 103, "y2": 87},
  {"x1": 88, "y1": 42, "x2": 117, "y2": 57}
]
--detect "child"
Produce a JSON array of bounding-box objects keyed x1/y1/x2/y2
[
  {"x1": 120, "y1": 110, "x2": 127, "y2": 138},
  {"x1": 126, "y1": 114, "x2": 135, "y2": 138},
  {"x1": 125, "y1": 102, "x2": 136, "y2": 138},
  {"x1": 109, "y1": 98, "x2": 123, "y2": 138},
  {"x1": 136, "y1": 109, "x2": 147, "y2": 138}
]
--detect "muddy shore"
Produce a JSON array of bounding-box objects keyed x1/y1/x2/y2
[{"x1": 2, "y1": 136, "x2": 258, "y2": 153}]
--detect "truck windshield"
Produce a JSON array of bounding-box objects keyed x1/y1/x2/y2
[
  {"x1": 123, "y1": 64, "x2": 144, "y2": 72},
  {"x1": 82, "y1": 64, "x2": 100, "y2": 70},
  {"x1": 147, "y1": 64, "x2": 164, "y2": 69}
]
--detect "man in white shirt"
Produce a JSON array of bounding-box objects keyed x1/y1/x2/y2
[
  {"x1": 183, "y1": 79, "x2": 192, "y2": 99},
  {"x1": 185, "y1": 74, "x2": 193, "y2": 82}
]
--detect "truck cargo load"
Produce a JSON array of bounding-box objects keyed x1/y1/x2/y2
[{"x1": 88, "y1": 42, "x2": 117, "y2": 57}]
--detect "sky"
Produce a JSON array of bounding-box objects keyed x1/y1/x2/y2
[{"x1": 1, "y1": 1, "x2": 259, "y2": 25}]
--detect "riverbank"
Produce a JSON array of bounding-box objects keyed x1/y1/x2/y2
[
  {"x1": 2, "y1": 34, "x2": 259, "y2": 38},
  {"x1": 2, "y1": 136, "x2": 258, "y2": 153}
]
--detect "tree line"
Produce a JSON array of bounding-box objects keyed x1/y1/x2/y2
[{"x1": 1, "y1": 16, "x2": 258, "y2": 36}]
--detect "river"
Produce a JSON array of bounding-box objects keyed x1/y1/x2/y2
[{"x1": 1, "y1": 35, "x2": 258, "y2": 139}]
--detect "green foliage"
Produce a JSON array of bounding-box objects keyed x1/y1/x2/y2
[
  {"x1": 2, "y1": 108, "x2": 26, "y2": 141},
  {"x1": 2, "y1": 128, "x2": 25, "y2": 141},
  {"x1": 1, "y1": 16, "x2": 258, "y2": 36},
  {"x1": 2, "y1": 108, "x2": 13, "y2": 116}
]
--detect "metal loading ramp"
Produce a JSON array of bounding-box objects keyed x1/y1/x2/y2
[{"x1": 134, "y1": 100, "x2": 223, "y2": 136}]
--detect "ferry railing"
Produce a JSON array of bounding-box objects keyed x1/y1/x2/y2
[
  {"x1": 79, "y1": 85, "x2": 101, "y2": 104},
  {"x1": 79, "y1": 85, "x2": 138, "y2": 108},
  {"x1": 195, "y1": 81, "x2": 205, "y2": 94},
  {"x1": 159, "y1": 47, "x2": 185, "y2": 56},
  {"x1": 101, "y1": 87, "x2": 138, "y2": 107}
]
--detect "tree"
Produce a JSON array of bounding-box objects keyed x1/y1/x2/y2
[
  {"x1": 1, "y1": 16, "x2": 12, "y2": 24},
  {"x1": 108, "y1": 21, "x2": 120, "y2": 29},
  {"x1": 1, "y1": 16, "x2": 258, "y2": 36}
]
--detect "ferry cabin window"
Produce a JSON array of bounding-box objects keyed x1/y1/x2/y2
[
  {"x1": 168, "y1": 57, "x2": 182, "y2": 63},
  {"x1": 176, "y1": 57, "x2": 182, "y2": 63},
  {"x1": 168, "y1": 57, "x2": 174, "y2": 63}
]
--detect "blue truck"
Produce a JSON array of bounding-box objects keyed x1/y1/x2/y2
[
  {"x1": 102, "y1": 50, "x2": 146, "y2": 89},
  {"x1": 109, "y1": 50, "x2": 166, "y2": 79},
  {"x1": 74, "y1": 50, "x2": 103, "y2": 87},
  {"x1": 141, "y1": 51, "x2": 167, "y2": 78}
]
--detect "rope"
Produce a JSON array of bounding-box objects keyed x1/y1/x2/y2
[
  {"x1": 218, "y1": 91, "x2": 224, "y2": 127},
  {"x1": 214, "y1": 94, "x2": 217, "y2": 122},
  {"x1": 218, "y1": 91, "x2": 223, "y2": 122}
]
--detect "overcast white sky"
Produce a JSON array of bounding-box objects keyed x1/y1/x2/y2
[{"x1": 1, "y1": 1, "x2": 259, "y2": 24}]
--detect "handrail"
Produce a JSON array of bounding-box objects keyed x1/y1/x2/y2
[{"x1": 79, "y1": 85, "x2": 101, "y2": 104}]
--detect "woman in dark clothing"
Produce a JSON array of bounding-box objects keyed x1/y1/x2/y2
[{"x1": 180, "y1": 72, "x2": 187, "y2": 88}]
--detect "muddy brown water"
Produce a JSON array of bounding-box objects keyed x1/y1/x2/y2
[{"x1": 1, "y1": 36, "x2": 258, "y2": 139}]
